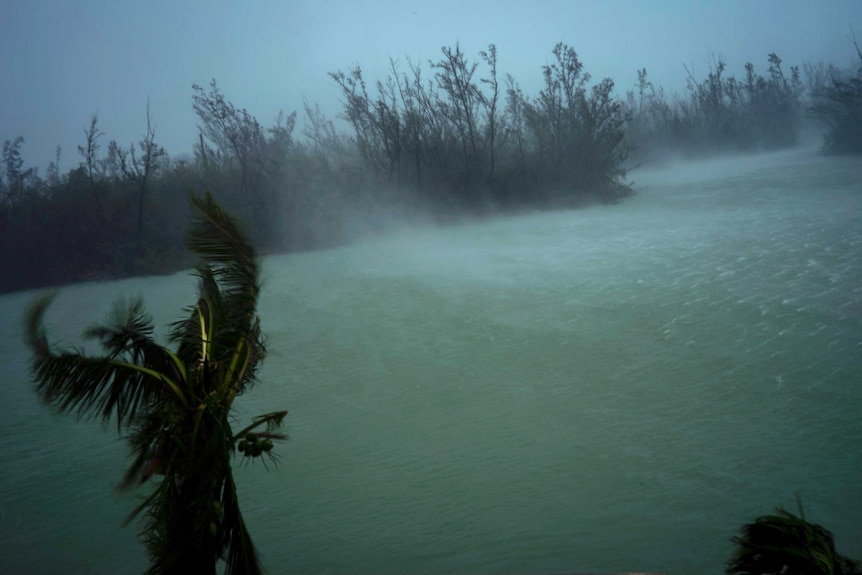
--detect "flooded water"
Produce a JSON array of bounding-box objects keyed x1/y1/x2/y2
[{"x1": 1, "y1": 147, "x2": 860, "y2": 574}]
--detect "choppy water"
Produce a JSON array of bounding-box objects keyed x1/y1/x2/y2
[{"x1": 1, "y1": 148, "x2": 860, "y2": 574}]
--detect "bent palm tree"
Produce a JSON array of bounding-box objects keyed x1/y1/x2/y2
[{"x1": 25, "y1": 192, "x2": 285, "y2": 575}]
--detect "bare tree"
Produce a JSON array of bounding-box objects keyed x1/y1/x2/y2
[
  {"x1": 303, "y1": 100, "x2": 346, "y2": 167},
  {"x1": 2, "y1": 136, "x2": 33, "y2": 206},
  {"x1": 374, "y1": 66, "x2": 402, "y2": 180},
  {"x1": 396, "y1": 58, "x2": 424, "y2": 184},
  {"x1": 78, "y1": 113, "x2": 106, "y2": 221},
  {"x1": 433, "y1": 43, "x2": 483, "y2": 185},
  {"x1": 46, "y1": 145, "x2": 62, "y2": 188},
  {"x1": 192, "y1": 80, "x2": 267, "y2": 220},
  {"x1": 329, "y1": 66, "x2": 386, "y2": 177},
  {"x1": 503, "y1": 74, "x2": 528, "y2": 183},
  {"x1": 109, "y1": 100, "x2": 167, "y2": 241},
  {"x1": 479, "y1": 44, "x2": 500, "y2": 179}
]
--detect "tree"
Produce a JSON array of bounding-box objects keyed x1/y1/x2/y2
[
  {"x1": 373, "y1": 67, "x2": 403, "y2": 180},
  {"x1": 727, "y1": 505, "x2": 861, "y2": 575},
  {"x1": 46, "y1": 145, "x2": 62, "y2": 188},
  {"x1": 108, "y1": 101, "x2": 168, "y2": 241},
  {"x1": 432, "y1": 43, "x2": 483, "y2": 191},
  {"x1": 524, "y1": 43, "x2": 590, "y2": 180},
  {"x1": 192, "y1": 80, "x2": 268, "y2": 223},
  {"x1": 808, "y1": 37, "x2": 862, "y2": 154},
  {"x1": 519, "y1": 42, "x2": 631, "y2": 201},
  {"x1": 581, "y1": 77, "x2": 632, "y2": 202},
  {"x1": 25, "y1": 192, "x2": 286, "y2": 575},
  {"x1": 329, "y1": 65, "x2": 385, "y2": 177},
  {"x1": 503, "y1": 73, "x2": 528, "y2": 187},
  {"x1": 2, "y1": 136, "x2": 38, "y2": 207},
  {"x1": 479, "y1": 44, "x2": 500, "y2": 180},
  {"x1": 77, "y1": 113, "x2": 106, "y2": 222}
]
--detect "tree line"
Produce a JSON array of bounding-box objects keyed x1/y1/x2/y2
[
  {"x1": 807, "y1": 38, "x2": 862, "y2": 153},
  {"x1": 329, "y1": 42, "x2": 632, "y2": 209},
  {"x1": 2, "y1": 41, "x2": 860, "y2": 294},
  {"x1": 623, "y1": 43, "x2": 862, "y2": 161},
  {"x1": 624, "y1": 53, "x2": 806, "y2": 160}
]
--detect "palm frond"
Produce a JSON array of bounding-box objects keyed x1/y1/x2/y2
[
  {"x1": 83, "y1": 296, "x2": 155, "y2": 355},
  {"x1": 24, "y1": 291, "x2": 60, "y2": 357},
  {"x1": 172, "y1": 192, "x2": 266, "y2": 395},
  {"x1": 26, "y1": 293, "x2": 187, "y2": 430},
  {"x1": 170, "y1": 266, "x2": 221, "y2": 369},
  {"x1": 84, "y1": 296, "x2": 189, "y2": 401},
  {"x1": 727, "y1": 507, "x2": 862, "y2": 575},
  {"x1": 187, "y1": 192, "x2": 260, "y2": 339}
]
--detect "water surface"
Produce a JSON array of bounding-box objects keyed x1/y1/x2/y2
[{"x1": 1, "y1": 148, "x2": 860, "y2": 574}]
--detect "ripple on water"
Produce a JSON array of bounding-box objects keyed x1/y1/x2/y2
[{"x1": 1, "y1": 149, "x2": 861, "y2": 574}]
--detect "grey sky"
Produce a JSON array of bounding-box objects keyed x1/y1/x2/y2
[{"x1": 2, "y1": 0, "x2": 860, "y2": 169}]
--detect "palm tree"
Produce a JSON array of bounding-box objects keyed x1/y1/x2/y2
[
  {"x1": 726, "y1": 504, "x2": 861, "y2": 575},
  {"x1": 25, "y1": 192, "x2": 286, "y2": 575}
]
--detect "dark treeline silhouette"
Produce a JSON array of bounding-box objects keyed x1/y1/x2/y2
[
  {"x1": 329, "y1": 42, "x2": 632, "y2": 209},
  {"x1": 624, "y1": 43, "x2": 862, "y2": 161},
  {"x1": 807, "y1": 38, "x2": 862, "y2": 154},
  {"x1": 0, "y1": 83, "x2": 361, "y2": 294},
  {"x1": 1, "y1": 41, "x2": 858, "y2": 294},
  {"x1": 624, "y1": 53, "x2": 806, "y2": 161}
]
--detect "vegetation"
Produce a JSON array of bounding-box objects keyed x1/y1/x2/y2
[
  {"x1": 727, "y1": 505, "x2": 861, "y2": 575},
  {"x1": 624, "y1": 53, "x2": 806, "y2": 161},
  {"x1": 330, "y1": 42, "x2": 632, "y2": 207},
  {"x1": 25, "y1": 192, "x2": 285, "y2": 575},
  {"x1": 807, "y1": 39, "x2": 862, "y2": 154},
  {"x1": 1, "y1": 41, "x2": 857, "y2": 296},
  {"x1": 0, "y1": 41, "x2": 635, "y2": 295}
]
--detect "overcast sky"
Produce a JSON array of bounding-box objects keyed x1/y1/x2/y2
[{"x1": 2, "y1": 0, "x2": 860, "y2": 169}]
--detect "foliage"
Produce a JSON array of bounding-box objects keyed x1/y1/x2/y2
[
  {"x1": 807, "y1": 39, "x2": 862, "y2": 154},
  {"x1": 624, "y1": 53, "x2": 805, "y2": 160},
  {"x1": 330, "y1": 42, "x2": 633, "y2": 206},
  {"x1": 727, "y1": 506, "x2": 861, "y2": 575},
  {"x1": 108, "y1": 100, "x2": 168, "y2": 239},
  {"x1": 2, "y1": 136, "x2": 39, "y2": 207},
  {"x1": 2, "y1": 41, "x2": 850, "y2": 295},
  {"x1": 521, "y1": 43, "x2": 631, "y2": 202},
  {"x1": 25, "y1": 192, "x2": 286, "y2": 575}
]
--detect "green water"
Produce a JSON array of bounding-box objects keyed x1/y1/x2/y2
[{"x1": 1, "y1": 148, "x2": 860, "y2": 574}]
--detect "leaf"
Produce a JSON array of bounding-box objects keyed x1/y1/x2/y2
[{"x1": 26, "y1": 293, "x2": 186, "y2": 430}]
